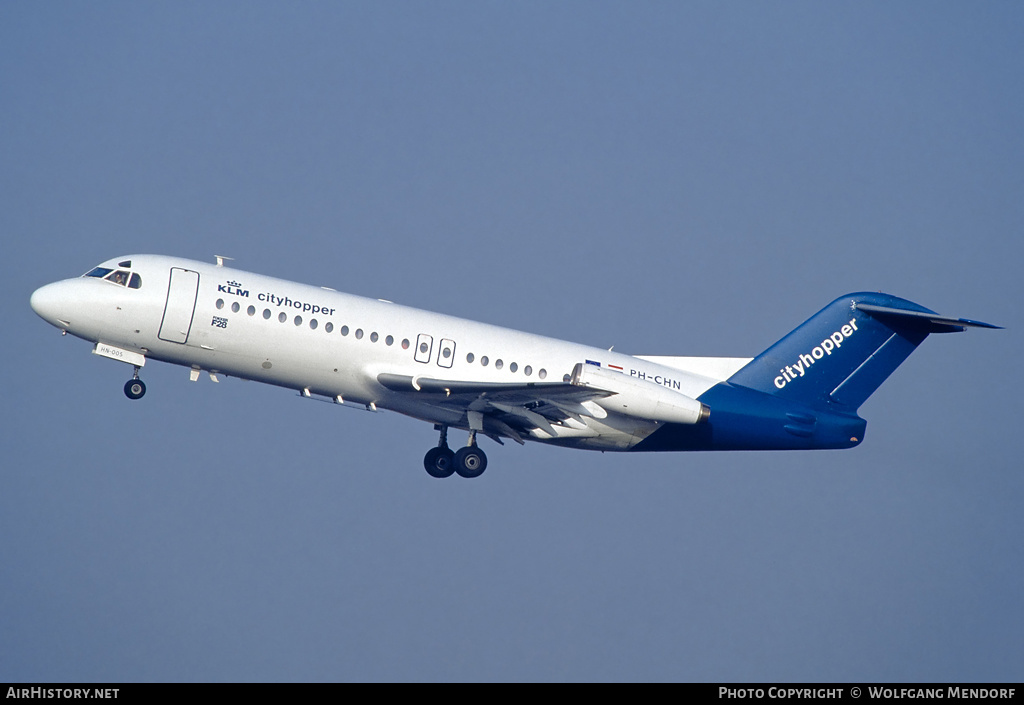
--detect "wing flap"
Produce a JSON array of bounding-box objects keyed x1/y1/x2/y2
[{"x1": 377, "y1": 372, "x2": 613, "y2": 403}]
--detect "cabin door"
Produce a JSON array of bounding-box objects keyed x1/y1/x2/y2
[
  {"x1": 437, "y1": 338, "x2": 456, "y2": 368},
  {"x1": 414, "y1": 334, "x2": 433, "y2": 363},
  {"x1": 158, "y1": 268, "x2": 200, "y2": 344}
]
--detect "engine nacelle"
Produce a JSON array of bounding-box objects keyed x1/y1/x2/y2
[{"x1": 570, "y1": 362, "x2": 710, "y2": 425}]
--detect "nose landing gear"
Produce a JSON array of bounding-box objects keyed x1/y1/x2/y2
[
  {"x1": 423, "y1": 426, "x2": 487, "y2": 479},
  {"x1": 123, "y1": 366, "x2": 146, "y2": 400}
]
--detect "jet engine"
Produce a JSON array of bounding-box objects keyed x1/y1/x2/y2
[{"x1": 570, "y1": 362, "x2": 710, "y2": 425}]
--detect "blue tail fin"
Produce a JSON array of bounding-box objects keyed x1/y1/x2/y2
[{"x1": 726, "y1": 293, "x2": 999, "y2": 412}]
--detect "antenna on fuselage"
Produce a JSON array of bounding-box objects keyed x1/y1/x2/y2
[{"x1": 215, "y1": 255, "x2": 234, "y2": 267}]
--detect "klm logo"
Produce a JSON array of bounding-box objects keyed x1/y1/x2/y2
[{"x1": 218, "y1": 280, "x2": 249, "y2": 297}]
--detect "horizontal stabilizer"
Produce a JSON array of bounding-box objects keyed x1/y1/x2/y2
[{"x1": 855, "y1": 303, "x2": 1002, "y2": 333}]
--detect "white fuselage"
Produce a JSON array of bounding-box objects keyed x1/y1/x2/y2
[{"x1": 31, "y1": 255, "x2": 750, "y2": 451}]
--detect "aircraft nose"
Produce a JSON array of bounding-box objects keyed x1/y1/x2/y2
[{"x1": 30, "y1": 282, "x2": 69, "y2": 327}]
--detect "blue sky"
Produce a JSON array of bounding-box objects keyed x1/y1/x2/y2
[{"x1": 2, "y1": 2, "x2": 1021, "y2": 681}]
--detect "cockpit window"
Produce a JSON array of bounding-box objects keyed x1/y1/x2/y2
[
  {"x1": 119, "y1": 260, "x2": 132, "y2": 268},
  {"x1": 105, "y1": 270, "x2": 130, "y2": 286},
  {"x1": 83, "y1": 264, "x2": 141, "y2": 289}
]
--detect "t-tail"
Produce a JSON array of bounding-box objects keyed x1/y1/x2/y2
[
  {"x1": 727, "y1": 292, "x2": 1000, "y2": 412},
  {"x1": 637, "y1": 292, "x2": 1000, "y2": 452}
]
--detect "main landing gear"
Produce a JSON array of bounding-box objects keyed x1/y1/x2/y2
[
  {"x1": 423, "y1": 425, "x2": 488, "y2": 479},
  {"x1": 123, "y1": 366, "x2": 146, "y2": 400}
]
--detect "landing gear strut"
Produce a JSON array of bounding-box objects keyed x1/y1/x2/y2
[
  {"x1": 423, "y1": 426, "x2": 487, "y2": 479},
  {"x1": 124, "y1": 366, "x2": 146, "y2": 400}
]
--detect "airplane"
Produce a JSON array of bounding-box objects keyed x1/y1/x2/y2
[{"x1": 30, "y1": 254, "x2": 1000, "y2": 478}]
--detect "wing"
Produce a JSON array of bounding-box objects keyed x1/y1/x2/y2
[{"x1": 376, "y1": 372, "x2": 614, "y2": 444}]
